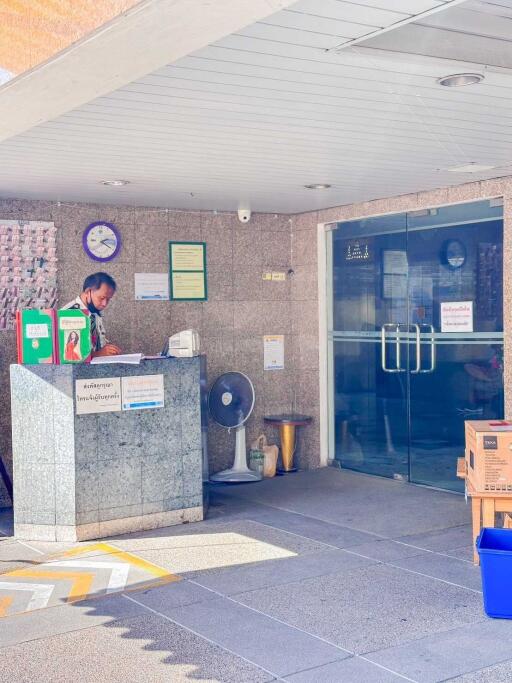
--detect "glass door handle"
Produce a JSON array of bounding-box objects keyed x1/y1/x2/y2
[
  {"x1": 410, "y1": 324, "x2": 421, "y2": 374},
  {"x1": 381, "y1": 323, "x2": 403, "y2": 373},
  {"x1": 419, "y1": 324, "x2": 436, "y2": 373}
]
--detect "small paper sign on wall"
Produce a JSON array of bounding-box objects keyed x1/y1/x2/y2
[
  {"x1": 440, "y1": 301, "x2": 473, "y2": 332},
  {"x1": 134, "y1": 273, "x2": 169, "y2": 300},
  {"x1": 264, "y1": 335, "x2": 284, "y2": 371}
]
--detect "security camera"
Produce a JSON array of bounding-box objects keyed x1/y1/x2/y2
[{"x1": 238, "y1": 208, "x2": 251, "y2": 224}]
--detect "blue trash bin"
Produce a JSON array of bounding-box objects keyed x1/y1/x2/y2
[{"x1": 477, "y1": 528, "x2": 512, "y2": 619}]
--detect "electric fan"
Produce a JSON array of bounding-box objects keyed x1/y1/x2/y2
[{"x1": 208, "y1": 371, "x2": 261, "y2": 483}]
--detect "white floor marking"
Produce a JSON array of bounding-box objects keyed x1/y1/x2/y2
[
  {"x1": 14, "y1": 540, "x2": 45, "y2": 555},
  {"x1": 51, "y1": 561, "x2": 130, "y2": 593},
  {"x1": 0, "y1": 582, "x2": 54, "y2": 611}
]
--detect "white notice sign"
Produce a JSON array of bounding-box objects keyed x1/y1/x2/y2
[
  {"x1": 134, "y1": 273, "x2": 170, "y2": 300},
  {"x1": 264, "y1": 335, "x2": 284, "y2": 371},
  {"x1": 440, "y1": 301, "x2": 473, "y2": 333},
  {"x1": 75, "y1": 378, "x2": 122, "y2": 415},
  {"x1": 26, "y1": 323, "x2": 49, "y2": 339},
  {"x1": 121, "y1": 374, "x2": 165, "y2": 410}
]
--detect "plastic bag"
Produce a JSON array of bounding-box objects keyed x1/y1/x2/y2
[{"x1": 251, "y1": 434, "x2": 278, "y2": 478}]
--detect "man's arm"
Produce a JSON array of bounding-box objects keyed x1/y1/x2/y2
[{"x1": 92, "y1": 343, "x2": 122, "y2": 357}]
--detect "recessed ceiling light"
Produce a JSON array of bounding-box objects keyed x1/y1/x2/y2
[
  {"x1": 304, "y1": 183, "x2": 331, "y2": 190},
  {"x1": 446, "y1": 163, "x2": 495, "y2": 173},
  {"x1": 100, "y1": 179, "x2": 130, "y2": 186},
  {"x1": 437, "y1": 73, "x2": 484, "y2": 87}
]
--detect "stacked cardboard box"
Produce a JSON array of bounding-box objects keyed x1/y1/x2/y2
[{"x1": 465, "y1": 421, "x2": 512, "y2": 494}]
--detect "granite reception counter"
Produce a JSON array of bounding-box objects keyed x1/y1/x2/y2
[{"x1": 10, "y1": 356, "x2": 206, "y2": 541}]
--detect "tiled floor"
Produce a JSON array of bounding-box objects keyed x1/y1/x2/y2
[{"x1": 0, "y1": 468, "x2": 511, "y2": 682}]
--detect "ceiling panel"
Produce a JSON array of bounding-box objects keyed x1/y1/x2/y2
[
  {"x1": 0, "y1": 0, "x2": 510, "y2": 213},
  {"x1": 289, "y1": 0, "x2": 409, "y2": 25}
]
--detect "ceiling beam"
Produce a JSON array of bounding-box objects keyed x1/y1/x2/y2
[{"x1": 0, "y1": 0, "x2": 296, "y2": 144}]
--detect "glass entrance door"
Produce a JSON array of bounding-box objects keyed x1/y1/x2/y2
[{"x1": 328, "y1": 199, "x2": 504, "y2": 492}]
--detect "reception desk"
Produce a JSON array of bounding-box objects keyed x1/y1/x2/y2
[{"x1": 10, "y1": 356, "x2": 206, "y2": 541}]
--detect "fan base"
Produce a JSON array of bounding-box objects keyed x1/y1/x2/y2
[{"x1": 210, "y1": 468, "x2": 262, "y2": 484}]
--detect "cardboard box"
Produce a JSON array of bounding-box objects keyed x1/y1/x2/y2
[{"x1": 465, "y1": 421, "x2": 512, "y2": 494}]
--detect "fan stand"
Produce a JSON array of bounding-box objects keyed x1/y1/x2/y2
[{"x1": 210, "y1": 425, "x2": 261, "y2": 483}]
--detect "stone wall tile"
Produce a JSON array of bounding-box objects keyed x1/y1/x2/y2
[
  {"x1": 202, "y1": 301, "x2": 234, "y2": 335},
  {"x1": 415, "y1": 187, "x2": 449, "y2": 209},
  {"x1": 97, "y1": 412, "x2": 142, "y2": 460},
  {"x1": 292, "y1": 228, "x2": 318, "y2": 266},
  {"x1": 142, "y1": 453, "x2": 183, "y2": 503},
  {"x1": 170, "y1": 301, "x2": 203, "y2": 335},
  {"x1": 168, "y1": 211, "x2": 201, "y2": 230},
  {"x1": 481, "y1": 178, "x2": 512, "y2": 198},
  {"x1": 233, "y1": 227, "x2": 263, "y2": 265},
  {"x1": 233, "y1": 301, "x2": 292, "y2": 335},
  {"x1": 201, "y1": 226, "x2": 233, "y2": 265},
  {"x1": 201, "y1": 212, "x2": 238, "y2": 230},
  {"x1": 262, "y1": 230, "x2": 291, "y2": 267},
  {"x1": 234, "y1": 336, "x2": 263, "y2": 378},
  {"x1": 291, "y1": 265, "x2": 318, "y2": 302},
  {"x1": 133, "y1": 207, "x2": 169, "y2": 225},
  {"x1": 233, "y1": 267, "x2": 264, "y2": 301},
  {"x1": 251, "y1": 213, "x2": 291, "y2": 231},
  {"x1": 168, "y1": 225, "x2": 202, "y2": 243},
  {"x1": 447, "y1": 182, "x2": 484, "y2": 204},
  {"x1": 205, "y1": 336, "x2": 235, "y2": 382},
  {"x1": 208, "y1": 265, "x2": 234, "y2": 302},
  {"x1": 135, "y1": 223, "x2": 170, "y2": 263},
  {"x1": 99, "y1": 503, "x2": 143, "y2": 522},
  {"x1": 260, "y1": 276, "x2": 291, "y2": 302},
  {"x1": 97, "y1": 457, "x2": 142, "y2": 509},
  {"x1": 292, "y1": 211, "x2": 318, "y2": 231}
]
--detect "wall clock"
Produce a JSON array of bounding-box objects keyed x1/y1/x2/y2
[
  {"x1": 82, "y1": 221, "x2": 121, "y2": 262},
  {"x1": 442, "y1": 239, "x2": 466, "y2": 269}
]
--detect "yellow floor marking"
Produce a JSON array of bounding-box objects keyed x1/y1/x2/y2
[
  {"x1": 8, "y1": 569, "x2": 95, "y2": 603},
  {"x1": 0, "y1": 597, "x2": 12, "y2": 616},
  {"x1": 0, "y1": 542, "x2": 181, "y2": 617},
  {"x1": 55, "y1": 542, "x2": 179, "y2": 580}
]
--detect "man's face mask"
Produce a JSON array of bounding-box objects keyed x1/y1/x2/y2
[
  {"x1": 85, "y1": 284, "x2": 115, "y2": 314},
  {"x1": 86, "y1": 294, "x2": 100, "y2": 315}
]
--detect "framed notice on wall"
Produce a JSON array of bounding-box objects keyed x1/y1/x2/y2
[{"x1": 169, "y1": 241, "x2": 207, "y2": 301}]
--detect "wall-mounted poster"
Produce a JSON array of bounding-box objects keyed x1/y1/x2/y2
[
  {"x1": 0, "y1": 220, "x2": 58, "y2": 330},
  {"x1": 169, "y1": 242, "x2": 207, "y2": 301},
  {"x1": 263, "y1": 335, "x2": 284, "y2": 371}
]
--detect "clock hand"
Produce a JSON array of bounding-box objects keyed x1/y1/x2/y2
[{"x1": 100, "y1": 239, "x2": 115, "y2": 250}]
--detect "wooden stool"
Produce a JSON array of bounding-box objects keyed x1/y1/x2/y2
[{"x1": 457, "y1": 457, "x2": 512, "y2": 565}]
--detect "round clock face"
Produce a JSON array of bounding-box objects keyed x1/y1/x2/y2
[
  {"x1": 83, "y1": 221, "x2": 121, "y2": 262},
  {"x1": 443, "y1": 239, "x2": 466, "y2": 269}
]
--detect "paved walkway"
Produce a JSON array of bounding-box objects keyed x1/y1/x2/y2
[{"x1": 0, "y1": 468, "x2": 511, "y2": 682}]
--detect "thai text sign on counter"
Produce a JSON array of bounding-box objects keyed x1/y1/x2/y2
[
  {"x1": 75, "y1": 375, "x2": 164, "y2": 414},
  {"x1": 75, "y1": 378, "x2": 122, "y2": 414}
]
